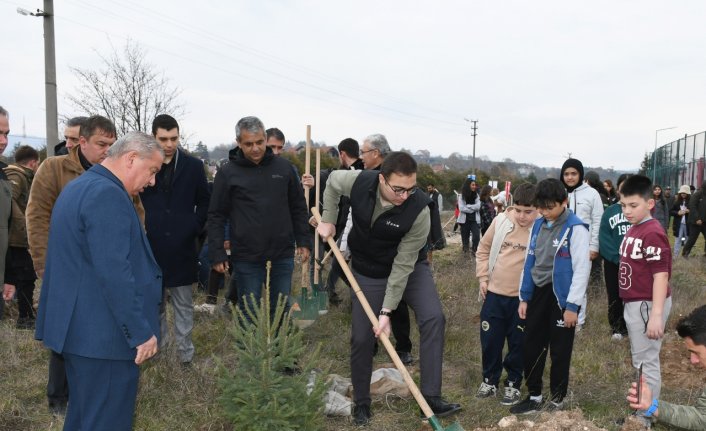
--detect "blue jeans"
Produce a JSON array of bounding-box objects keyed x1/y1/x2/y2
[{"x1": 233, "y1": 258, "x2": 294, "y2": 322}]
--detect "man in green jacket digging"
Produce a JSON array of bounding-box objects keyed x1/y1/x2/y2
[{"x1": 627, "y1": 304, "x2": 706, "y2": 429}]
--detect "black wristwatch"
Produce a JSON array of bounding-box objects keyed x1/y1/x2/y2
[{"x1": 379, "y1": 309, "x2": 392, "y2": 317}]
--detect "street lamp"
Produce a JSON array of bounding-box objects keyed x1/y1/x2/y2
[
  {"x1": 17, "y1": 1, "x2": 57, "y2": 157},
  {"x1": 653, "y1": 126, "x2": 677, "y2": 184}
]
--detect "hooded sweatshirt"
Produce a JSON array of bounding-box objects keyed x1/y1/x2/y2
[{"x1": 560, "y1": 158, "x2": 604, "y2": 253}]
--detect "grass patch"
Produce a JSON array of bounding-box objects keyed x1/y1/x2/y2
[{"x1": 1, "y1": 217, "x2": 705, "y2": 430}]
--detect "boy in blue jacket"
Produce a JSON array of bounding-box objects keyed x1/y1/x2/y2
[{"x1": 511, "y1": 178, "x2": 590, "y2": 414}]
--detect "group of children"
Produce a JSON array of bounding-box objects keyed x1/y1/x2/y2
[{"x1": 474, "y1": 174, "x2": 672, "y2": 419}]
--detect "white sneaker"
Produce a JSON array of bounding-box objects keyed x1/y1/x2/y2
[
  {"x1": 476, "y1": 381, "x2": 497, "y2": 398},
  {"x1": 500, "y1": 382, "x2": 521, "y2": 405},
  {"x1": 194, "y1": 303, "x2": 216, "y2": 314}
]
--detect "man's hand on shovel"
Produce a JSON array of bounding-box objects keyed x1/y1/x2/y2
[
  {"x1": 374, "y1": 313, "x2": 392, "y2": 338},
  {"x1": 316, "y1": 222, "x2": 336, "y2": 241}
]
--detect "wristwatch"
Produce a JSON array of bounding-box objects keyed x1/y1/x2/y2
[
  {"x1": 644, "y1": 398, "x2": 659, "y2": 417},
  {"x1": 379, "y1": 309, "x2": 392, "y2": 317}
]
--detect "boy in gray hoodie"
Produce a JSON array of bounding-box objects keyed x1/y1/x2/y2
[{"x1": 511, "y1": 179, "x2": 590, "y2": 414}]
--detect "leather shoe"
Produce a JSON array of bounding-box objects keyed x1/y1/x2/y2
[
  {"x1": 396, "y1": 350, "x2": 414, "y2": 365},
  {"x1": 48, "y1": 401, "x2": 67, "y2": 416},
  {"x1": 422, "y1": 396, "x2": 461, "y2": 418},
  {"x1": 352, "y1": 403, "x2": 371, "y2": 426}
]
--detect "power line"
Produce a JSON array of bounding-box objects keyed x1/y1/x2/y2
[
  {"x1": 52, "y1": 14, "x2": 469, "y2": 137},
  {"x1": 64, "y1": 0, "x2": 469, "y2": 128}
]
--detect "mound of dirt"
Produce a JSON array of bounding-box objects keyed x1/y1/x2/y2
[{"x1": 417, "y1": 409, "x2": 648, "y2": 431}]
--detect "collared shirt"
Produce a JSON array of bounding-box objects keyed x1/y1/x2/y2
[{"x1": 322, "y1": 170, "x2": 429, "y2": 310}]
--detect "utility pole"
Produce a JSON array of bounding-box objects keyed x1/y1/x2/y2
[
  {"x1": 464, "y1": 118, "x2": 478, "y2": 174},
  {"x1": 17, "y1": 0, "x2": 57, "y2": 157},
  {"x1": 43, "y1": 0, "x2": 58, "y2": 156}
]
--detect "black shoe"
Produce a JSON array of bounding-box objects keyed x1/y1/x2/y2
[
  {"x1": 396, "y1": 350, "x2": 414, "y2": 365},
  {"x1": 509, "y1": 396, "x2": 543, "y2": 415},
  {"x1": 16, "y1": 317, "x2": 35, "y2": 330},
  {"x1": 352, "y1": 403, "x2": 371, "y2": 426},
  {"x1": 48, "y1": 400, "x2": 67, "y2": 416},
  {"x1": 328, "y1": 293, "x2": 342, "y2": 306},
  {"x1": 422, "y1": 396, "x2": 461, "y2": 418}
]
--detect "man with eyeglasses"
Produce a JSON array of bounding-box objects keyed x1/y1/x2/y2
[
  {"x1": 359, "y1": 134, "x2": 388, "y2": 170},
  {"x1": 317, "y1": 151, "x2": 461, "y2": 426},
  {"x1": 354, "y1": 134, "x2": 415, "y2": 366}
]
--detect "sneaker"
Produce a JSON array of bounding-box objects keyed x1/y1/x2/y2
[
  {"x1": 476, "y1": 381, "x2": 497, "y2": 398},
  {"x1": 396, "y1": 350, "x2": 414, "y2": 366},
  {"x1": 194, "y1": 303, "x2": 216, "y2": 314},
  {"x1": 509, "y1": 396, "x2": 543, "y2": 415},
  {"x1": 611, "y1": 332, "x2": 624, "y2": 341},
  {"x1": 546, "y1": 400, "x2": 564, "y2": 411},
  {"x1": 500, "y1": 382, "x2": 521, "y2": 406}
]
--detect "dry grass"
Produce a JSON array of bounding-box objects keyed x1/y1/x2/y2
[{"x1": 1, "y1": 218, "x2": 705, "y2": 430}]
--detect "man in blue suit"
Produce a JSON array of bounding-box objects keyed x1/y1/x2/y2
[{"x1": 35, "y1": 131, "x2": 164, "y2": 430}]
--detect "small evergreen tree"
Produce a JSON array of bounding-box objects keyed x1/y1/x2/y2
[{"x1": 218, "y1": 263, "x2": 326, "y2": 430}]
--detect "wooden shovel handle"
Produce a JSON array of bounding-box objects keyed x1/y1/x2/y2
[{"x1": 310, "y1": 208, "x2": 436, "y2": 420}]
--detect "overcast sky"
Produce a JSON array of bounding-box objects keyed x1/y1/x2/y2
[{"x1": 3, "y1": 0, "x2": 705, "y2": 170}]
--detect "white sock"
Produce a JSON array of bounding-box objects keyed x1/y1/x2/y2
[{"x1": 530, "y1": 395, "x2": 543, "y2": 402}]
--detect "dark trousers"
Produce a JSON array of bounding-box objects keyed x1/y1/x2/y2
[
  {"x1": 523, "y1": 283, "x2": 576, "y2": 401},
  {"x1": 350, "y1": 261, "x2": 445, "y2": 406},
  {"x1": 63, "y1": 353, "x2": 139, "y2": 431},
  {"x1": 391, "y1": 300, "x2": 412, "y2": 353},
  {"x1": 325, "y1": 259, "x2": 351, "y2": 302},
  {"x1": 47, "y1": 350, "x2": 69, "y2": 406},
  {"x1": 205, "y1": 268, "x2": 223, "y2": 305},
  {"x1": 16, "y1": 279, "x2": 36, "y2": 319},
  {"x1": 682, "y1": 223, "x2": 706, "y2": 257},
  {"x1": 603, "y1": 260, "x2": 627, "y2": 335},
  {"x1": 480, "y1": 292, "x2": 524, "y2": 386},
  {"x1": 7, "y1": 246, "x2": 37, "y2": 319},
  {"x1": 460, "y1": 219, "x2": 480, "y2": 252}
]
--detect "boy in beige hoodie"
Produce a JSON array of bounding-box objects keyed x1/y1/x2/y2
[{"x1": 475, "y1": 183, "x2": 537, "y2": 406}]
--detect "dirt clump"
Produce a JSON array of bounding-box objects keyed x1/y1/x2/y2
[{"x1": 467, "y1": 410, "x2": 608, "y2": 431}]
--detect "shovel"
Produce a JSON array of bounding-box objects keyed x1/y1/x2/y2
[{"x1": 311, "y1": 209, "x2": 464, "y2": 431}]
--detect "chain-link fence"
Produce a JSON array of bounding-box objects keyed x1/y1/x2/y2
[{"x1": 649, "y1": 131, "x2": 706, "y2": 189}]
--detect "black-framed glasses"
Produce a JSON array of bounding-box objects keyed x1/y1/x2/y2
[
  {"x1": 360, "y1": 148, "x2": 377, "y2": 155},
  {"x1": 384, "y1": 178, "x2": 417, "y2": 197}
]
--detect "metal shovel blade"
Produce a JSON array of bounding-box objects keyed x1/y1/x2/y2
[{"x1": 428, "y1": 416, "x2": 466, "y2": 431}]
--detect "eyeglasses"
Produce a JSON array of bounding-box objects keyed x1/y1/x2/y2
[
  {"x1": 360, "y1": 148, "x2": 377, "y2": 155},
  {"x1": 384, "y1": 178, "x2": 417, "y2": 197}
]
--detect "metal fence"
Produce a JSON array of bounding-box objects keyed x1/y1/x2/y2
[{"x1": 649, "y1": 131, "x2": 706, "y2": 189}]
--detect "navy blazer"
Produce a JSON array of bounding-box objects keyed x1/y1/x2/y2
[
  {"x1": 35, "y1": 165, "x2": 162, "y2": 361},
  {"x1": 140, "y1": 149, "x2": 210, "y2": 287}
]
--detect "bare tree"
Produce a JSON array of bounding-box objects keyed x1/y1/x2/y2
[{"x1": 67, "y1": 40, "x2": 184, "y2": 135}]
